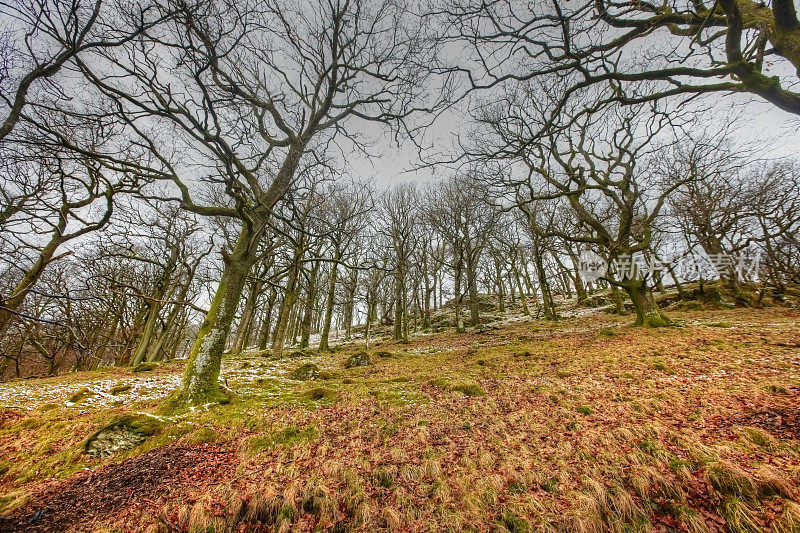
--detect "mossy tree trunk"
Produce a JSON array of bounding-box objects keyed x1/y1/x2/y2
[
  {"x1": 511, "y1": 262, "x2": 530, "y2": 316},
  {"x1": 619, "y1": 277, "x2": 670, "y2": 327},
  {"x1": 493, "y1": 254, "x2": 506, "y2": 314},
  {"x1": 257, "y1": 287, "x2": 277, "y2": 351},
  {"x1": 273, "y1": 242, "x2": 304, "y2": 357},
  {"x1": 453, "y1": 258, "x2": 465, "y2": 333},
  {"x1": 300, "y1": 256, "x2": 322, "y2": 350},
  {"x1": 0, "y1": 233, "x2": 62, "y2": 338},
  {"x1": 532, "y1": 239, "x2": 556, "y2": 320},
  {"x1": 131, "y1": 247, "x2": 178, "y2": 365},
  {"x1": 343, "y1": 268, "x2": 358, "y2": 340},
  {"x1": 319, "y1": 251, "x2": 340, "y2": 351},
  {"x1": 180, "y1": 220, "x2": 265, "y2": 404},
  {"x1": 465, "y1": 238, "x2": 482, "y2": 327},
  {"x1": 393, "y1": 268, "x2": 409, "y2": 342},
  {"x1": 232, "y1": 278, "x2": 262, "y2": 354}
]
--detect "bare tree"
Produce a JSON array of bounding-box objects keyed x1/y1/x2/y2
[
  {"x1": 318, "y1": 181, "x2": 373, "y2": 351},
  {"x1": 440, "y1": 0, "x2": 800, "y2": 124},
  {"x1": 381, "y1": 183, "x2": 419, "y2": 343},
  {"x1": 0, "y1": 142, "x2": 134, "y2": 340},
  {"x1": 425, "y1": 173, "x2": 499, "y2": 330},
  {"x1": 76, "y1": 0, "x2": 437, "y2": 403}
]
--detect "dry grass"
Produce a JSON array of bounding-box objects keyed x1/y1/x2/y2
[{"x1": 1, "y1": 307, "x2": 799, "y2": 531}]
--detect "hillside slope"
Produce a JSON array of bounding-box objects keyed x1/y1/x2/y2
[{"x1": 1, "y1": 308, "x2": 799, "y2": 532}]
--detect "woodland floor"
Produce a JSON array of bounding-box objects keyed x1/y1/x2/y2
[{"x1": 0, "y1": 306, "x2": 799, "y2": 532}]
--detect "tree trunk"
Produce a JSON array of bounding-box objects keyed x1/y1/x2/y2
[
  {"x1": 258, "y1": 287, "x2": 277, "y2": 351},
  {"x1": 0, "y1": 233, "x2": 63, "y2": 338},
  {"x1": 232, "y1": 279, "x2": 262, "y2": 353},
  {"x1": 272, "y1": 248, "x2": 302, "y2": 357},
  {"x1": 532, "y1": 242, "x2": 556, "y2": 320},
  {"x1": 319, "y1": 256, "x2": 339, "y2": 351},
  {"x1": 466, "y1": 261, "x2": 480, "y2": 327},
  {"x1": 131, "y1": 256, "x2": 177, "y2": 365},
  {"x1": 393, "y1": 270, "x2": 409, "y2": 342},
  {"x1": 512, "y1": 262, "x2": 530, "y2": 316},
  {"x1": 522, "y1": 261, "x2": 536, "y2": 296},
  {"x1": 343, "y1": 270, "x2": 357, "y2": 340},
  {"x1": 130, "y1": 301, "x2": 161, "y2": 366},
  {"x1": 620, "y1": 278, "x2": 670, "y2": 327},
  {"x1": 493, "y1": 256, "x2": 506, "y2": 314},
  {"x1": 300, "y1": 257, "x2": 322, "y2": 350},
  {"x1": 179, "y1": 221, "x2": 264, "y2": 404},
  {"x1": 148, "y1": 272, "x2": 195, "y2": 362},
  {"x1": 454, "y1": 262, "x2": 465, "y2": 332}
]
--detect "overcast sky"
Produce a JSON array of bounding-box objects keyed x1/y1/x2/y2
[{"x1": 345, "y1": 88, "x2": 800, "y2": 190}]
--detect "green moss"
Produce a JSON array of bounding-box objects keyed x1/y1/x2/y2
[
  {"x1": 344, "y1": 351, "x2": 371, "y2": 369},
  {"x1": 427, "y1": 377, "x2": 450, "y2": 389},
  {"x1": 576, "y1": 406, "x2": 593, "y2": 416},
  {"x1": 132, "y1": 362, "x2": 158, "y2": 373},
  {"x1": 306, "y1": 387, "x2": 335, "y2": 402},
  {"x1": 291, "y1": 363, "x2": 320, "y2": 381},
  {"x1": 599, "y1": 328, "x2": 616, "y2": 337},
  {"x1": 375, "y1": 350, "x2": 395, "y2": 358},
  {"x1": 500, "y1": 511, "x2": 530, "y2": 533},
  {"x1": 186, "y1": 426, "x2": 223, "y2": 445},
  {"x1": 17, "y1": 417, "x2": 45, "y2": 430},
  {"x1": 651, "y1": 359, "x2": 674, "y2": 374},
  {"x1": 507, "y1": 480, "x2": 526, "y2": 494},
  {"x1": 277, "y1": 504, "x2": 294, "y2": 525},
  {"x1": 83, "y1": 413, "x2": 164, "y2": 457},
  {"x1": 108, "y1": 383, "x2": 131, "y2": 395},
  {"x1": 240, "y1": 425, "x2": 317, "y2": 456},
  {"x1": 669, "y1": 459, "x2": 696, "y2": 473},
  {"x1": 741, "y1": 427, "x2": 774, "y2": 449},
  {"x1": 644, "y1": 314, "x2": 669, "y2": 327},
  {"x1": 540, "y1": 478, "x2": 558, "y2": 493},
  {"x1": 638, "y1": 439, "x2": 660, "y2": 456},
  {"x1": 374, "y1": 468, "x2": 394, "y2": 488},
  {"x1": 451, "y1": 382, "x2": 486, "y2": 397},
  {"x1": 67, "y1": 387, "x2": 95, "y2": 404}
]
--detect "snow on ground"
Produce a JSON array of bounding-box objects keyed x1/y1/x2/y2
[
  {"x1": 0, "y1": 350, "x2": 342, "y2": 411},
  {"x1": 0, "y1": 373, "x2": 184, "y2": 411},
  {"x1": 0, "y1": 301, "x2": 603, "y2": 412}
]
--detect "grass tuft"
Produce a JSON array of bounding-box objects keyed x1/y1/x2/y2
[
  {"x1": 451, "y1": 382, "x2": 487, "y2": 397},
  {"x1": 706, "y1": 462, "x2": 758, "y2": 501},
  {"x1": 499, "y1": 510, "x2": 530, "y2": 533}
]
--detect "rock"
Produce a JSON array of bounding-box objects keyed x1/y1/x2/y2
[
  {"x1": 344, "y1": 351, "x2": 371, "y2": 369},
  {"x1": 132, "y1": 362, "x2": 158, "y2": 373},
  {"x1": 291, "y1": 363, "x2": 320, "y2": 381},
  {"x1": 67, "y1": 387, "x2": 95, "y2": 404},
  {"x1": 306, "y1": 387, "x2": 334, "y2": 401},
  {"x1": 85, "y1": 425, "x2": 147, "y2": 458},
  {"x1": 84, "y1": 414, "x2": 163, "y2": 458},
  {"x1": 108, "y1": 383, "x2": 131, "y2": 395}
]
